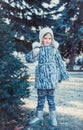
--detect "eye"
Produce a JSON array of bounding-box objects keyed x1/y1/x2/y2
[{"x1": 44, "y1": 37, "x2": 47, "y2": 39}]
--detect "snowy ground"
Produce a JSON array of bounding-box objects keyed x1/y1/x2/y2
[{"x1": 21, "y1": 63, "x2": 83, "y2": 130}]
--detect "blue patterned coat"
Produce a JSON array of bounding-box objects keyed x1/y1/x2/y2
[{"x1": 25, "y1": 44, "x2": 69, "y2": 89}]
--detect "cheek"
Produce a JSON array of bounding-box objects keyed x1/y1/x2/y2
[
  {"x1": 49, "y1": 39, "x2": 52, "y2": 43},
  {"x1": 42, "y1": 38, "x2": 45, "y2": 43},
  {"x1": 42, "y1": 39, "x2": 46, "y2": 43}
]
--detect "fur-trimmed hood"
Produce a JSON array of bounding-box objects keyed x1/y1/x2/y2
[{"x1": 32, "y1": 27, "x2": 59, "y2": 50}]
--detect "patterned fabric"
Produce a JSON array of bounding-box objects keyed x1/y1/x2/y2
[
  {"x1": 37, "y1": 89, "x2": 56, "y2": 111},
  {"x1": 25, "y1": 44, "x2": 69, "y2": 89}
]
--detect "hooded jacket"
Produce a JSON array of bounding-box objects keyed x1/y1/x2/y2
[
  {"x1": 25, "y1": 44, "x2": 69, "y2": 89},
  {"x1": 25, "y1": 27, "x2": 69, "y2": 89}
]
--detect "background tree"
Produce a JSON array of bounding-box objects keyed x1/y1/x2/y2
[
  {"x1": 0, "y1": 5, "x2": 29, "y2": 127},
  {"x1": 57, "y1": 0, "x2": 83, "y2": 70},
  {"x1": 1, "y1": 0, "x2": 83, "y2": 70}
]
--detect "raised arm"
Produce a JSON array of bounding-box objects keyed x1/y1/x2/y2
[{"x1": 25, "y1": 47, "x2": 40, "y2": 63}]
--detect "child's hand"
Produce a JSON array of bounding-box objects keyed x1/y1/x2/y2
[
  {"x1": 32, "y1": 42, "x2": 41, "y2": 49},
  {"x1": 33, "y1": 48, "x2": 40, "y2": 57}
]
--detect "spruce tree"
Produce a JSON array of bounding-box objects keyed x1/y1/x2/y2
[
  {"x1": 0, "y1": 7, "x2": 29, "y2": 126},
  {"x1": 55, "y1": 0, "x2": 83, "y2": 70}
]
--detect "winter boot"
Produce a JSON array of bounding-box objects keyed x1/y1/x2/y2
[
  {"x1": 29, "y1": 111, "x2": 43, "y2": 125},
  {"x1": 49, "y1": 111, "x2": 57, "y2": 127}
]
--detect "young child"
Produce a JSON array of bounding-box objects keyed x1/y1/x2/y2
[{"x1": 25, "y1": 27, "x2": 69, "y2": 126}]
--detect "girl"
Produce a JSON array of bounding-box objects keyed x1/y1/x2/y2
[{"x1": 25, "y1": 27, "x2": 69, "y2": 126}]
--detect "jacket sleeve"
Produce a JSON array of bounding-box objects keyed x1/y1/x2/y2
[
  {"x1": 55, "y1": 49, "x2": 69, "y2": 82},
  {"x1": 25, "y1": 50, "x2": 38, "y2": 63}
]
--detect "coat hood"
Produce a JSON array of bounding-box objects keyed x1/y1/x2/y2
[{"x1": 39, "y1": 27, "x2": 59, "y2": 49}]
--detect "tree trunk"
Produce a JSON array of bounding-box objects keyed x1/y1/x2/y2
[
  {"x1": 0, "y1": 109, "x2": 8, "y2": 130},
  {"x1": 67, "y1": 46, "x2": 76, "y2": 71}
]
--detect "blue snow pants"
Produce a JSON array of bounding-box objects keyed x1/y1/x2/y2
[{"x1": 36, "y1": 89, "x2": 56, "y2": 111}]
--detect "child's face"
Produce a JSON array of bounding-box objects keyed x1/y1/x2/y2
[{"x1": 42, "y1": 33, "x2": 53, "y2": 46}]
